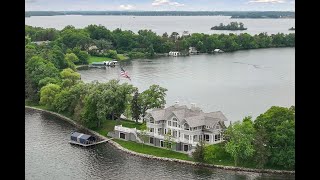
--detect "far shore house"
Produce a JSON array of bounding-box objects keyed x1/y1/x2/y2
[
  {"x1": 213, "y1": 49, "x2": 224, "y2": 53},
  {"x1": 31, "y1": 40, "x2": 50, "y2": 45},
  {"x1": 189, "y1": 47, "x2": 200, "y2": 55},
  {"x1": 111, "y1": 102, "x2": 228, "y2": 152},
  {"x1": 168, "y1": 51, "x2": 181, "y2": 57}
]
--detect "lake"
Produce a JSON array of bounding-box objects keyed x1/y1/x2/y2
[
  {"x1": 79, "y1": 48, "x2": 295, "y2": 123},
  {"x1": 25, "y1": 108, "x2": 295, "y2": 180},
  {"x1": 25, "y1": 15, "x2": 295, "y2": 35}
]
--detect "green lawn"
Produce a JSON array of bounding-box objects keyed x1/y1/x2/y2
[
  {"x1": 117, "y1": 54, "x2": 129, "y2": 60},
  {"x1": 88, "y1": 56, "x2": 112, "y2": 64},
  {"x1": 89, "y1": 54, "x2": 129, "y2": 64},
  {"x1": 113, "y1": 139, "x2": 193, "y2": 161}
]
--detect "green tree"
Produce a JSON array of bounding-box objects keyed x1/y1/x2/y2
[
  {"x1": 254, "y1": 106, "x2": 295, "y2": 170},
  {"x1": 253, "y1": 127, "x2": 271, "y2": 169},
  {"x1": 38, "y1": 77, "x2": 60, "y2": 89},
  {"x1": 39, "y1": 83, "x2": 61, "y2": 109},
  {"x1": 26, "y1": 56, "x2": 59, "y2": 89},
  {"x1": 139, "y1": 85, "x2": 168, "y2": 122},
  {"x1": 131, "y1": 91, "x2": 141, "y2": 123},
  {"x1": 192, "y1": 140, "x2": 206, "y2": 163},
  {"x1": 164, "y1": 130, "x2": 175, "y2": 149},
  {"x1": 225, "y1": 116, "x2": 255, "y2": 166},
  {"x1": 65, "y1": 53, "x2": 79, "y2": 63},
  {"x1": 137, "y1": 123, "x2": 149, "y2": 146},
  {"x1": 60, "y1": 68, "x2": 81, "y2": 88}
]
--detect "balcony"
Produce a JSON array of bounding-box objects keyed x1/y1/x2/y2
[{"x1": 146, "y1": 122, "x2": 163, "y2": 128}]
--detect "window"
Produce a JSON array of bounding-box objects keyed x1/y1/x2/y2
[
  {"x1": 173, "y1": 118, "x2": 177, "y2": 121},
  {"x1": 194, "y1": 127, "x2": 197, "y2": 130},
  {"x1": 150, "y1": 128, "x2": 154, "y2": 132},
  {"x1": 168, "y1": 121, "x2": 171, "y2": 126},
  {"x1": 150, "y1": 137, "x2": 154, "y2": 144},
  {"x1": 204, "y1": 134, "x2": 210, "y2": 142},
  {"x1": 150, "y1": 117, "x2": 154, "y2": 123},
  {"x1": 199, "y1": 135, "x2": 203, "y2": 141},
  {"x1": 160, "y1": 140, "x2": 164, "y2": 147},
  {"x1": 184, "y1": 134, "x2": 189, "y2": 140},
  {"x1": 184, "y1": 145, "x2": 189, "y2": 152},
  {"x1": 173, "y1": 130, "x2": 177, "y2": 138},
  {"x1": 167, "y1": 142, "x2": 172, "y2": 149},
  {"x1": 215, "y1": 134, "x2": 221, "y2": 141},
  {"x1": 165, "y1": 129, "x2": 167, "y2": 134},
  {"x1": 168, "y1": 129, "x2": 172, "y2": 135},
  {"x1": 216, "y1": 125, "x2": 220, "y2": 129},
  {"x1": 120, "y1": 133, "x2": 126, "y2": 139},
  {"x1": 184, "y1": 123, "x2": 189, "y2": 130},
  {"x1": 158, "y1": 128, "x2": 162, "y2": 135},
  {"x1": 173, "y1": 122, "x2": 177, "y2": 127},
  {"x1": 179, "y1": 131, "x2": 181, "y2": 137},
  {"x1": 178, "y1": 125, "x2": 181, "y2": 128},
  {"x1": 193, "y1": 135, "x2": 198, "y2": 141}
]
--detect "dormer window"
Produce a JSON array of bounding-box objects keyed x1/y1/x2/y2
[
  {"x1": 173, "y1": 118, "x2": 177, "y2": 121},
  {"x1": 150, "y1": 117, "x2": 154, "y2": 123},
  {"x1": 184, "y1": 123, "x2": 190, "y2": 130},
  {"x1": 216, "y1": 125, "x2": 220, "y2": 129}
]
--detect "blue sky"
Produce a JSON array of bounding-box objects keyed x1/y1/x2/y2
[{"x1": 26, "y1": 0, "x2": 295, "y2": 11}]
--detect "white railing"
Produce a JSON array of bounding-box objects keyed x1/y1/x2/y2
[{"x1": 115, "y1": 125, "x2": 137, "y2": 134}]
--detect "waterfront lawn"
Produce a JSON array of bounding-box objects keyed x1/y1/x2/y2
[
  {"x1": 88, "y1": 56, "x2": 112, "y2": 64},
  {"x1": 91, "y1": 119, "x2": 143, "y2": 137},
  {"x1": 113, "y1": 139, "x2": 193, "y2": 161},
  {"x1": 88, "y1": 54, "x2": 129, "y2": 64},
  {"x1": 117, "y1": 54, "x2": 129, "y2": 60}
]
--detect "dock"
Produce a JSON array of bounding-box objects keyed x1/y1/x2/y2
[{"x1": 69, "y1": 138, "x2": 113, "y2": 147}]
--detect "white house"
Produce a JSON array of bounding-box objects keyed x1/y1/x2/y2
[
  {"x1": 189, "y1": 47, "x2": 199, "y2": 55},
  {"x1": 213, "y1": 49, "x2": 224, "y2": 53},
  {"x1": 112, "y1": 102, "x2": 228, "y2": 152}
]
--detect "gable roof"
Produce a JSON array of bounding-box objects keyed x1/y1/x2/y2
[{"x1": 148, "y1": 104, "x2": 228, "y2": 127}]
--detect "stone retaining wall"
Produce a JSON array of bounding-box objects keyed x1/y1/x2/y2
[{"x1": 25, "y1": 106, "x2": 295, "y2": 175}]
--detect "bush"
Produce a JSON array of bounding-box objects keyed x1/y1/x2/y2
[
  {"x1": 128, "y1": 52, "x2": 146, "y2": 59},
  {"x1": 192, "y1": 141, "x2": 205, "y2": 163}
]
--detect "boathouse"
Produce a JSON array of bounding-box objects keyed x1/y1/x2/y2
[{"x1": 70, "y1": 132, "x2": 96, "y2": 144}]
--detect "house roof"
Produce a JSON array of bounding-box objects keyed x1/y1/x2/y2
[
  {"x1": 148, "y1": 104, "x2": 228, "y2": 127},
  {"x1": 71, "y1": 132, "x2": 94, "y2": 140}
]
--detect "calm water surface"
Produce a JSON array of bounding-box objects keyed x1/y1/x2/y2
[
  {"x1": 25, "y1": 109, "x2": 294, "y2": 180},
  {"x1": 25, "y1": 15, "x2": 295, "y2": 35},
  {"x1": 79, "y1": 48, "x2": 295, "y2": 123}
]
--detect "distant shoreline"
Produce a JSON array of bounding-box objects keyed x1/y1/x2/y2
[{"x1": 25, "y1": 11, "x2": 295, "y2": 19}]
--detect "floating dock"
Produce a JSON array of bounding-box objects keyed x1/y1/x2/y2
[{"x1": 69, "y1": 138, "x2": 113, "y2": 147}]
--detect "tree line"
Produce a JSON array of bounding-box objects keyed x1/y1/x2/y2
[
  {"x1": 26, "y1": 24, "x2": 295, "y2": 62},
  {"x1": 211, "y1": 22, "x2": 247, "y2": 30},
  {"x1": 192, "y1": 106, "x2": 295, "y2": 170},
  {"x1": 25, "y1": 11, "x2": 295, "y2": 18}
]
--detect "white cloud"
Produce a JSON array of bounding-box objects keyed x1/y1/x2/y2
[
  {"x1": 119, "y1": 4, "x2": 135, "y2": 10},
  {"x1": 152, "y1": 0, "x2": 185, "y2": 7},
  {"x1": 248, "y1": 0, "x2": 285, "y2": 3}
]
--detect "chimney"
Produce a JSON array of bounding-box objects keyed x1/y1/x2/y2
[
  {"x1": 174, "y1": 101, "x2": 179, "y2": 108},
  {"x1": 191, "y1": 103, "x2": 196, "y2": 110}
]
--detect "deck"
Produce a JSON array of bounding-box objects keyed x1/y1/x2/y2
[{"x1": 69, "y1": 138, "x2": 113, "y2": 147}]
